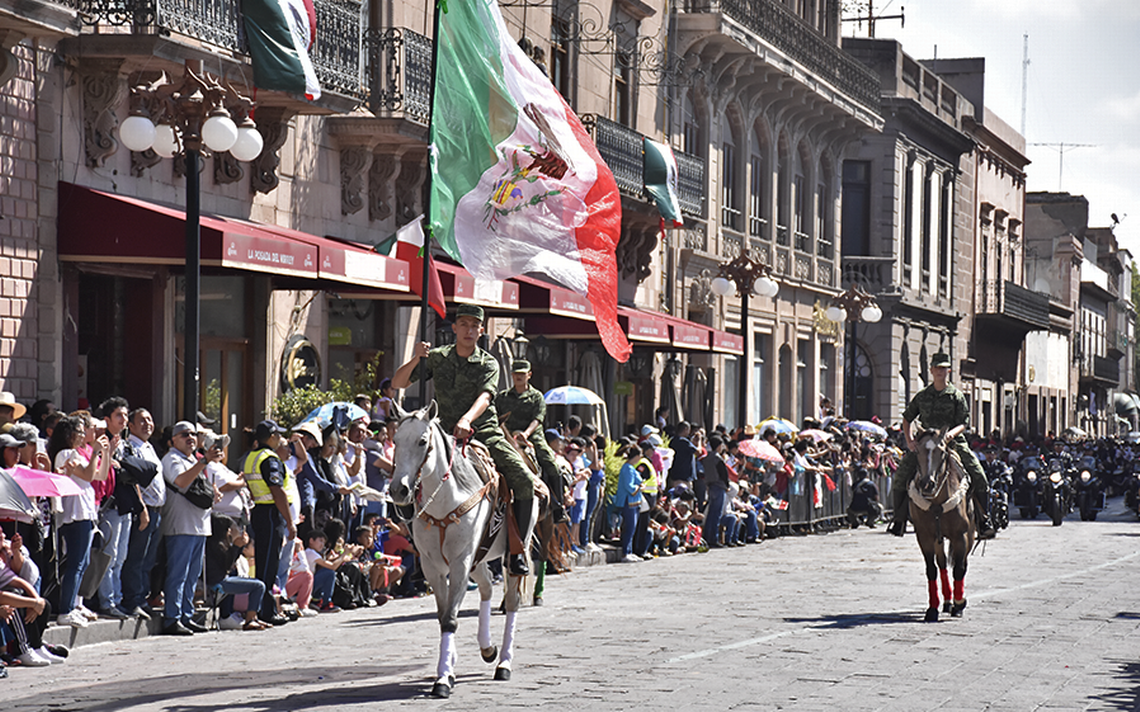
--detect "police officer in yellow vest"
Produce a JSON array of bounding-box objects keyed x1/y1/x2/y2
[
  {"x1": 634, "y1": 440, "x2": 660, "y2": 558},
  {"x1": 243, "y1": 419, "x2": 293, "y2": 625}
]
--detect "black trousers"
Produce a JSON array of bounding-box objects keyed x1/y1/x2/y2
[{"x1": 250, "y1": 505, "x2": 285, "y2": 619}]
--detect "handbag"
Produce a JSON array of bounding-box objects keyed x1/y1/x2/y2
[{"x1": 178, "y1": 474, "x2": 215, "y2": 509}]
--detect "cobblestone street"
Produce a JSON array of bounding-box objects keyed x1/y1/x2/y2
[{"x1": 10, "y1": 502, "x2": 1140, "y2": 711}]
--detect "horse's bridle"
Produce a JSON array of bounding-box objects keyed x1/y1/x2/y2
[{"x1": 918, "y1": 436, "x2": 952, "y2": 500}]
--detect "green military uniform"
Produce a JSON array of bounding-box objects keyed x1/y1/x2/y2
[
  {"x1": 891, "y1": 378, "x2": 988, "y2": 505},
  {"x1": 496, "y1": 374, "x2": 564, "y2": 515},
  {"x1": 410, "y1": 344, "x2": 535, "y2": 499}
]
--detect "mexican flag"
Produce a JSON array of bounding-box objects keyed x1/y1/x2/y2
[
  {"x1": 643, "y1": 138, "x2": 683, "y2": 228},
  {"x1": 241, "y1": 0, "x2": 321, "y2": 101},
  {"x1": 429, "y1": 0, "x2": 631, "y2": 363},
  {"x1": 376, "y1": 216, "x2": 447, "y2": 319}
]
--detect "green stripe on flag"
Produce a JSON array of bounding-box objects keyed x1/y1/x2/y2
[
  {"x1": 429, "y1": 0, "x2": 521, "y2": 262},
  {"x1": 241, "y1": 0, "x2": 308, "y2": 94}
]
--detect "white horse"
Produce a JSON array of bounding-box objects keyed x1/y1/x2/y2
[{"x1": 387, "y1": 402, "x2": 537, "y2": 698}]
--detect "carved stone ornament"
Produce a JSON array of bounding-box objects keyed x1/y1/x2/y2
[
  {"x1": 368, "y1": 151, "x2": 398, "y2": 222},
  {"x1": 81, "y1": 61, "x2": 125, "y2": 168},
  {"x1": 617, "y1": 224, "x2": 657, "y2": 283},
  {"x1": 214, "y1": 151, "x2": 244, "y2": 185},
  {"x1": 396, "y1": 152, "x2": 426, "y2": 221},
  {"x1": 340, "y1": 146, "x2": 371, "y2": 215},
  {"x1": 689, "y1": 269, "x2": 715, "y2": 310},
  {"x1": 130, "y1": 148, "x2": 162, "y2": 177},
  {"x1": 250, "y1": 108, "x2": 294, "y2": 195}
]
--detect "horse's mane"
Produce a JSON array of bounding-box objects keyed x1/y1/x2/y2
[{"x1": 427, "y1": 418, "x2": 486, "y2": 492}]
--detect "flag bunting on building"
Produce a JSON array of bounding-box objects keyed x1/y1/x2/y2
[
  {"x1": 427, "y1": 0, "x2": 631, "y2": 362},
  {"x1": 376, "y1": 216, "x2": 446, "y2": 319},
  {"x1": 643, "y1": 138, "x2": 683, "y2": 229},
  {"x1": 241, "y1": 0, "x2": 321, "y2": 101}
]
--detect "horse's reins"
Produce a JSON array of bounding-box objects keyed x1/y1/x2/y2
[{"x1": 412, "y1": 430, "x2": 498, "y2": 566}]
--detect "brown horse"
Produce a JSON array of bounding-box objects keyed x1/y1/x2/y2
[{"x1": 908, "y1": 427, "x2": 975, "y2": 622}]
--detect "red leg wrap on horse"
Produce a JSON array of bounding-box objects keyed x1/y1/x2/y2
[
  {"x1": 928, "y1": 579, "x2": 940, "y2": 608},
  {"x1": 940, "y1": 568, "x2": 951, "y2": 599},
  {"x1": 953, "y1": 579, "x2": 964, "y2": 601}
]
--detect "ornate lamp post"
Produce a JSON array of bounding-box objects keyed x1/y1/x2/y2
[
  {"x1": 709, "y1": 248, "x2": 779, "y2": 427},
  {"x1": 826, "y1": 284, "x2": 883, "y2": 419},
  {"x1": 118, "y1": 60, "x2": 264, "y2": 423}
]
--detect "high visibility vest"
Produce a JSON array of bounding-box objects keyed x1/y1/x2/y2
[
  {"x1": 243, "y1": 448, "x2": 292, "y2": 505},
  {"x1": 637, "y1": 457, "x2": 659, "y2": 496}
]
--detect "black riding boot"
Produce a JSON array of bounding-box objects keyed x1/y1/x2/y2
[
  {"x1": 974, "y1": 488, "x2": 996, "y2": 540},
  {"x1": 509, "y1": 498, "x2": 534, "y2": 576},
  {"x1": 888, "y1": 487, "x2": 908, "y2": 537}
]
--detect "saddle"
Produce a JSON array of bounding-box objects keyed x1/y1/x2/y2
[{"x1": 467, "y1": 439, "x2": 550, "y2": 564}]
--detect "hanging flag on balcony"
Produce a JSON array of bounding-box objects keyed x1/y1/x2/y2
[
  {"x1": 643, "y1": 138, "x2": 683, "y2": 229},
  {"x1": 428, "y1": 0, "x2": 631, "y2": 363},
  {"x1": 376, "y1": 216, "x2": 446, "y2": 319},
  {"x1": 241, "y1": 0, "x2": 321, "y2": 101}
]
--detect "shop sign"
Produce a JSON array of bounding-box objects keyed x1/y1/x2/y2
[
  {"x1": 614, "y1": 381, "x2": 634, "y2": 396},
  {"x1": 328, "y1": 327, "x2": 352, "y2": 346}
]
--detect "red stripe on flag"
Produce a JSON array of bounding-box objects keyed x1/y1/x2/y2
[
  {"x1": 396, "y1": 241, "x2": 446, "y2": 319},
  {"x1": 562, "y1": 103, "x2": 631, "y2": 363}
]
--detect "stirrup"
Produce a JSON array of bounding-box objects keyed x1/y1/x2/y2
[{"x1": 508, "y1": 553, "x2": 529, "y2": 576}]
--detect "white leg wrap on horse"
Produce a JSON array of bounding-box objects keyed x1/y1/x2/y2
[
  {"x1": 438, "y1": 631, "x2": 456, "y2": 679},
  {"x1": 499, "y1": 611, "x2": 518, "y2": 668},
  {"x1": 478, "y1": 600, "x2": 493, "y2": 649}
]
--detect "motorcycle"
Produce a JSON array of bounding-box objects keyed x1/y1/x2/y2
[
  {"x1": 1013, "y1": 455, "x2": 1043, "y2": 520},
  {"x1": 1040, "y1": 457, "x2": 1074, "y2": 527},
  {"x1": 1073, "y1": 455, "x2": 1105, "y2": 521},
  {"x1": 987, "y1": 462, "x2": 1013, "y2": 530}
]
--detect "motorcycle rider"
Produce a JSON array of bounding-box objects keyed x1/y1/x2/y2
[{"x1": 888, "y1": 352, "x2": 996, "y2": 539}]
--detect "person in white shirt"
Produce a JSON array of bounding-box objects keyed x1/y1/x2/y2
[{"x1": 121, "y1": 408, "x2": 165, "y2": 619}]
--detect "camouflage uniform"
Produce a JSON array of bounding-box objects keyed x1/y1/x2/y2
[
  {"x1": 891, "y1": 381, "x2": 987, "y2": 503},
  {"x1": 410, "y1": 344, "x2": 535, "y2": 498},
  {"x1": 496, "y1": 384, "x2": 565, "y2": 517}
]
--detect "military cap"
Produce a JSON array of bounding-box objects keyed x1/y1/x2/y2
[
  {"x1": 455, "y1": 304, "x2": 485, "y2": 321},
  {"x1": 511, "y1": 359, "x2": 531, "y2": 373},
  {"x1": 930, "y1": 352, "x2": 952, "y2": 368}
]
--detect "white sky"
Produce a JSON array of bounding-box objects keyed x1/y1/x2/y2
[{"x1": 847, "y1": 0, "x2": 1140, "y2": 254}]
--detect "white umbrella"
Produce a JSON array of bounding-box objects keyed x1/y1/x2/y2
[{"x1": 543, "y1": 386, "x2": 605, "y2": 405}]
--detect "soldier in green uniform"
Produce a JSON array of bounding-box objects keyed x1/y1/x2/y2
[
  {"x1": 496, "y1": 360, "x2": 566, "y2": 522},
  {"x1": 887, "y1": 352, "x2": 996, "y2": 539},
  {"x1": 391, "y1": 304, "x2": 537, "y2": 575}
]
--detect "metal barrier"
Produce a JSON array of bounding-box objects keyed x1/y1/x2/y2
[{"x1": 766, "y1": 467, "x2": 893, "y2": 532}]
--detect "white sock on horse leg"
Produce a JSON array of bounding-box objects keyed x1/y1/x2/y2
[
  {"x1": 438, "y1": 631, "x2": 456, "y2": 680},
  {"x1": 478, "y1": 600, "x2": 493, "y2": 649},
  {"x1": 499, "y1": 611, "x2": 518, "y2": 668}
]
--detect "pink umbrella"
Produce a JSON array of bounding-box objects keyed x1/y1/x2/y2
[
  {"x1": 736, "y1": 439, "x2": 785, "y2": 464},
  {"x1": 9, "y1": 465, "x2": 83, "y2": 498}
]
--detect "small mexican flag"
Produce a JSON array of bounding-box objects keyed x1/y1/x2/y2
[
  {"x1": 376, "y1": 216, "x2": 447, "y2": 319},
  {"x1": 429, "y1": 0, "x2": 631, "y2": 363},
  {"x1": 643, "y1": 138, "x2": 683, "y2": 228},
  {"x1": 241, "y1": 0, "x2": 321, "y2": 100}
]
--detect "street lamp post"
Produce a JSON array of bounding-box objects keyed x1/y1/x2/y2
[
  {"x1": 709, "y1": 249, "x2": 779, "y2": 427},
  {"x1": 825, "y1": 284, "x2": 883, "y2": 419},
  {"x1": 118, "y1": 61, "x2": 264, "y2": 423}
]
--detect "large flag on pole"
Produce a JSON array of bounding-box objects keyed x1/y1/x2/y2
[
  {"x1": 376, "y1": 216, "x2": 447, "y2": 319},
  {"x1": 241, "y1": 0, "x2": 322, "y2": 100},
  {"x1": 428, "y1": 0, "x2": 631, "y2": 363}
]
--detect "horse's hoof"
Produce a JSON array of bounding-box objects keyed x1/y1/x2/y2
[
  {"x1": 494, "y1": 666, "x2": 511, "y2": 681},
  {"x1": 481, "y1": 645, "x2": 498, "y2": 664},
  {"x1": 951, "y1": 600, "x2": 967, "y2": 617},
  {"x1": 431, "y1": 682, "x2": 452, "y2": 698},
  {"x1": 942, "y1": 601, "x2": 951, "y2": 614},
  {"x1": 924, "y1": 607, "x2": 939, "y2": 623}
]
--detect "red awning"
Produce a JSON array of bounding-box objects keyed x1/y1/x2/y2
[
  {"x1": 515, "y1": 275, "x2": 594, "y2": 319},
  {"x1": 710, "y1": 329, "x2": 745, "y2": 355},
  {"x1": 57, "y1": 182, "x2": 409, "y2": 291},
  {"x1": 615, "y1": 306, "x2": 714, "y2": 348},
  {"x1": 671, "y1": 323, "x2": 710, "y2": 350}
]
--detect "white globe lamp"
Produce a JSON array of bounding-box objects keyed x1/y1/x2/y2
[
  {"x1": 201, "y1": 111, "x2": 238, "y2": 153},
  {"x1": 229, "y1": 125, "x2": 264, "y2": 162},
  {"x1": 710, "y1": 276, "x2": 736, "y2": 297},
  {"x1": 826, "y1": 305, "x2": 847, "y2": 323},
  {"x1": 861, "y1": 304, "x2": 883, "y2": 323},
  {"x1": 755, "y1": 275, "x2": 778, "y2": 298},
  {"x1": 152, "y1": 124, "x2": 180, "y2": 158},
  {"x1": 119, "y1": 115, "x2": 156, "y2": 153}
]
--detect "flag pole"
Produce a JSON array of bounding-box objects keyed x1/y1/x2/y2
[{"x1": 418, "y1": 0, "x2": 445, "y2": 409}]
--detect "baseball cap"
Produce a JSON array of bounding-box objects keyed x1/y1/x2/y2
[
  {"x1": 254, "y1": 419, "x2": 283, "y2": 442},
  {"x1": 641, "y1": 424, "x2": 659, "y2": 436},
  {"x1": 455, "y1": 304, "x2": 485, "y2": 322},
  {"x1": 544, "y1": 428, "x2": 564, "y2": 442},
  {"x1": 171, "y1": 421, "x2": 196, "y2": 437}
]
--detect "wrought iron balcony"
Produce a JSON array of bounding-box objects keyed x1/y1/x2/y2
[
  {"x1": 365, "y1": 27, "x2": 431, "y2": 124},
  {"x1": 976, "y1": 279, "x2": 1049, "y2": 331},
  {"x1": 76, "y1": 0, "x2": 365, "y2": 99},
  {"x1": 1083, "y1": 355, "x2": 1120, "y2": 385},
  {"x1": 680, "y1": 0, "x2": 880, "y2": 114},
  {"x1": 582, "y1": 114, "x2": 707, "y2": 218}
]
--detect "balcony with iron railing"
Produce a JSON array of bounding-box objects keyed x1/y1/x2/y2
[
  {"x1": 1081, "y1": 354, "x2": 1121, "y2": 385},
  {"x1": 1, "y1": 0, "x2": 82, "y2": 37},
  {"x1": 679, "y1": 0, "x2": 881, "y2": 114},
  {"x1": 364, "y1": 27, "x2": 431, "y2": 125},
  {"x1": 976, "y1": 279, "x2": 1050, "y2": 332},
  {"x1": 582, "y1": 114, "x2": 707, "y2": 219},
  {"x1": 73, "y1": 0, "x2": 366, "y2": 104},
  {"x1": 841, "y1": 256, "x2": 895, "y2": 294}
]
